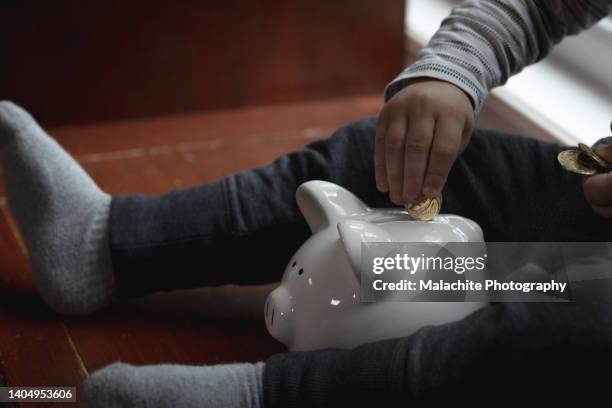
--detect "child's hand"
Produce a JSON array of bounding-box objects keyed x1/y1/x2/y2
[
  {"x1": 375, "y1": 78, "x2": 475, "y2": 205},
  {"x1": 583, "y1": 144, "x2": 612, "y2": 218}
]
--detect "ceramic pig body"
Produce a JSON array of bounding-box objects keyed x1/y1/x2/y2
[{"x1": 265, "y1": 180, "x2": 486, "y2": 351}]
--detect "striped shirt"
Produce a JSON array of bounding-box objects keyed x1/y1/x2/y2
[{"x1": 385, "y1": 0, "x2": 612, "y2": 112}]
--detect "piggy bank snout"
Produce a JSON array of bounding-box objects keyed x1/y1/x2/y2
[{"x1": 265, "y1": 287, "x2": 294, "y2": 344}]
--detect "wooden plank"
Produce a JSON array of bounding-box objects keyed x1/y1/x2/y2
[
  {"x1": 80, "y1": 127, "x2": 331, "y2": 194},
  {"x1": 65, "y1": 285, "x2": 284, "y2": 373},
  {"x1": 49, "y1": 95, "x2": 382, "y2": 156},
  {"x1": 0, "y1": 0, "x2": 402, "y2": 126},
  {"x1": 0, "y1": 95, "x2": 382, "y2": 196}
]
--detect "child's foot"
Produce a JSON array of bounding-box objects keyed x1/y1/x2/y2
[
  {"x1": 0, "y1": 101, "x2": 115, "y2": 314},
  {"x1": 84, "y1": 361, "x2": 265, "y2": 407}
]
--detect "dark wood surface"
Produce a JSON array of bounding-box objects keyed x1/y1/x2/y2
[
  {"x1": 0, "y1": 0, "x2": 402, "y2": 127},
  {"x1": 0, "y1": 95, "x2": 382, "y2": 407}
]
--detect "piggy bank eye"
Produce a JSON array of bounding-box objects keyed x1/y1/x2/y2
[
  {"x1": 298, "y1": 268, "x2": 304, "y2": 275},
  {"x1": 292, "y1": 261, "x2": 297, "y2": 268}
]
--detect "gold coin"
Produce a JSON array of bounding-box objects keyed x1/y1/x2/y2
[
  {"x1": 578, "y1": 143, "x2": 609, "y2": 169},
  {"x1": 405, "y1": 194, "x2": 442, "y2": 221},
  {"x1": 419, "y1": 195, "x2": 442, "y2": 221},
  {"x1": 557, "y1": 149, "x2": 597, "y2": 175},
  {"x1": 405, "y1": 198, "x2": 430, "y2": 213}
]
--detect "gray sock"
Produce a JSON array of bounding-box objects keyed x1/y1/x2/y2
[
  {"x1": 84, "y1": 361, "x2": 265, "y2": 408},
  {"x1": 0, "y1": 101, "x2": 115, "y2": 314}
]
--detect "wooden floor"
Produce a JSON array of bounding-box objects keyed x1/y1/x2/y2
[{"x1": 0, "y1": 95, "x2": 382, "y2": 407}]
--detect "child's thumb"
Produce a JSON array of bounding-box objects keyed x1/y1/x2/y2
[{"x1": 593, "y1": 136, "x2": 612, "y2": 165}]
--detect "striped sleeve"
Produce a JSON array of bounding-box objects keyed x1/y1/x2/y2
[{"x1": 385, "y1": 0, "x2": 612, "y2": 112}]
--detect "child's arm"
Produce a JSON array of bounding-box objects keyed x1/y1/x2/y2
[
  {"x1": 376, "y1": 0, "x2": 612, "y2": 205},
  {"x1": 387, "y1": 0, "x2": 611, "y2": 111}
]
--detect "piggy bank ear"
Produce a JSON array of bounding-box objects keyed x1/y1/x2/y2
[
  {"x1": 296, "y1": 181, "x2": 369, "y2": 233},
  {"x1": 338, "y1": 220, "x2": 391, "y2": 281}
]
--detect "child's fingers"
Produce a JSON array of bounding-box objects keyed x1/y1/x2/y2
[
  {"x1": 385, "y1": 113, "x2": 407, "y2": 205},
  {"x1": 377, "y1": 79, "x2": 474, "y2": 204},
  {"x1": 583, "y1": 172, "x2": 612, "y2": 206},
  {"x1": 594, "y1": 142, "x2": 612, "y2": 165},
  {"x1": 422, "y1": 118, "x2": 461, "y2": 198},
  {"x1": 402, "y1": 116, "x2": 434, "y2": 203},
  {"x1": 374, "y1": 113, "x2": 389, "y2": 192}
]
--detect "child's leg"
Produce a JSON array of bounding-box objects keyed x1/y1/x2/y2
[
  {"x1": 83, "y1": 301, "x2": 612, "y2": 407},
  {"x1": 443, "y1": 127, "x2": 612, "y2": 242},
  {"x1": 258, "y1": 302, "x2": 612, "y2": 406},
  {"x1": 109, "y1": 115, "x2": 390, "y2": 298},
  {"x1": 110, "y1": 127, "x2": 612, "y2": 300}
]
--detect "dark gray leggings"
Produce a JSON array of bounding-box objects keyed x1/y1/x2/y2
[
  {"x1": 109, "y1": 118, "x2": 612, "y2": 405},
  {"x1": 109, "y1": 117, "x2": 609, "y2": 296}
]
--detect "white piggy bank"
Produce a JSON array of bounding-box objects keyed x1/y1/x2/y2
[{"x1": 265, "y1": 180, "x2": 486, "y2": 351}]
